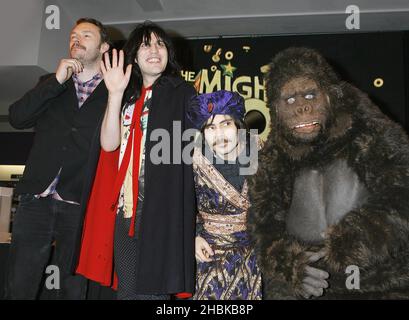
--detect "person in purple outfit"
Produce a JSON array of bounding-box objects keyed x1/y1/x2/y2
[{"x1": 187, "y1": 90, "x2": 262, "y2": 300}]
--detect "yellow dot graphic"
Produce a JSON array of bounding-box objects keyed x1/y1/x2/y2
[
  {"x1": 225, "y1": 51, "x2": 234, "y2": 60},
  {"x1": 374, "y1": 78, "x2": 384, "y2": 88},
  {"x1": 203, "y1": 45, "x2": 212, "y2": 53}
]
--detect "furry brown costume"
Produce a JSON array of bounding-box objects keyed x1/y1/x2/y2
[{"x1": 248, "y1": 47, "x2": 409, "y2": 299}]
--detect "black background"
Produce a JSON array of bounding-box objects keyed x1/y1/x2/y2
[{"x1": 1, "y1": 31, "x2": 408, "y2": 165}]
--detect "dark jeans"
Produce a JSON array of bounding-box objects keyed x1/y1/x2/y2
[{"x1": 5, "y1": 194, "x2": 87, "y2": 300}]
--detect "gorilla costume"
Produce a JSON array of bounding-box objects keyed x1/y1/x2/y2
[{"x1": 248, "y1": 47, "x2": 409, "y2": 299}]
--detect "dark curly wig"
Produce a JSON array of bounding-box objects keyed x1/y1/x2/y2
[{"x1": 122, "y1": 21, "x2": 181, "y2": 104}]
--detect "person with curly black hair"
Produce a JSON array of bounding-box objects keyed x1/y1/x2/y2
[{"x1": 76, "y1": 21, "x2": 196, "y2": 300}]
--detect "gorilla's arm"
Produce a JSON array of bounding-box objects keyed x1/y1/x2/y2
[{"x1": 324, "y1": 123, "x2": 409, "y2": 289}]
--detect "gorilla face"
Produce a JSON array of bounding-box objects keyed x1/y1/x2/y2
[{"x1": 277, "y1": 77, "x2": 330, "y2": 144}]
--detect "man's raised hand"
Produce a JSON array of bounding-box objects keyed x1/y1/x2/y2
[{"x1": 101, "y1": 49, "x2": 132, "y2": 96}]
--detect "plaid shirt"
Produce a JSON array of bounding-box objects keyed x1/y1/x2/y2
[
  {"x1": 36, "y1": 73, "x2": 103, "y2": 203},
  {"x1": 72, "y1": 73, "x2": 103, "y2": 108}
]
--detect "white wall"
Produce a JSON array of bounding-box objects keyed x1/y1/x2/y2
[
  {"x1": 37, "y1": 0, "x2": 75, "y2": 72},
  {"x1": 0, "y1": 0, "x2": 44, "y2": 66}
]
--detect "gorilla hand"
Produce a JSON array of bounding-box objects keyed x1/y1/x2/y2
[{"x1": 300, "y1": 249, "x2": 329, "y2": 299}]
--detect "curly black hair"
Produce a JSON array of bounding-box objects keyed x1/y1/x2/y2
[{"x1": 122, "y1": 21, "x2": 180, "y2": 104}]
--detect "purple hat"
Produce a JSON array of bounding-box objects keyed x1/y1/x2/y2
[{"x1": 187, "y1": 90, "x2": 245, "y2": 130}]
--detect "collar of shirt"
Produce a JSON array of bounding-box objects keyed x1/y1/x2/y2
[
  {"x1": 72, "y1": 72, "x2": 103, "y2": 107},
  {"x1": 72, "y1": 72, "x2": 103, "y2": 87}
]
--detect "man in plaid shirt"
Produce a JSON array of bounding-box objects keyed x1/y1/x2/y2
[{"x1": 7, "y1": 18, "x2": 110, "y2": 300}]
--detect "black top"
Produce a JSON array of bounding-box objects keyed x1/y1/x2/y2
[{"x1": 8, "y1": 74, "x2": 108, "y2": 203}]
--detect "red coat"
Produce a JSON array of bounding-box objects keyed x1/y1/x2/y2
[{"x1": 76, "y1": 149, "x2": 119, "y2": 288}]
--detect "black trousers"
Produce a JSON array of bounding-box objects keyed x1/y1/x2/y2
[
  {"x1": 5, "y1": 195, "x2": 87, "y2": 300},
  {"x1": 114, "y1": 209, "x2": 169, "y2": 300}
]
